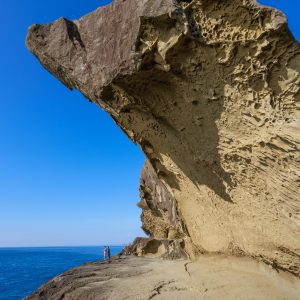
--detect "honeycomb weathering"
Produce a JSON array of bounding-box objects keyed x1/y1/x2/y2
[{"x1": 27, "y1": 0, "x2": 300, "y2": 275}]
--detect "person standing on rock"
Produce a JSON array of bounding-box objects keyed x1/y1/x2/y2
[
  {"x1": 107, "y1": 246, "x2": 111, "y2": 262},
  {"x1": 103, "y1": 246, "x2": 107, "y2": 260}
]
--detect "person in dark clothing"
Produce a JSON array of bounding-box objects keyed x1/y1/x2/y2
[{"x1": 107, "y1": 246, "x2": 111, "y2": 261}]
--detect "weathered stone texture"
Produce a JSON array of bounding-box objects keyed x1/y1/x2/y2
[
  {"x1": 27, "y1": 0, "x2": 300, "y2": 276},
  {"x1": 138, "y1": 160, "x2": 184, "y2": 239}
]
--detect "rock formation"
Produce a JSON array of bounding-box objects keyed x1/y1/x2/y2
[
  {"x1": 25, "y1": 256, "x2": 300, "y2": 300},
  {"x1": 27, "y1": 0, "x2": 300, "y2": 276}
]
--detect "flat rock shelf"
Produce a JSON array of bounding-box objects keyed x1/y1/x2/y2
[{"x1": 25, "y1": 255, "x2": 300, "y2": 300}]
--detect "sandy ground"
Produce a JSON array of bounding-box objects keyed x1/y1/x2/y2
[{"x1": 26, "y1": 255, "x2": 300, "y2": 300}]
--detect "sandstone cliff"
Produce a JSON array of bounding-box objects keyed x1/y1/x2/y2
[{"x1": 27, "y1": 0, "x2": 300, "y2": 276}]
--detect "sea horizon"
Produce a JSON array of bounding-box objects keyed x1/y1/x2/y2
[
  {"x1": 0, "y1": 245, "x2": 124, "y2": 300},
  {"x1": 0, "y1": 244, "x2": 126, "y2": 249}
]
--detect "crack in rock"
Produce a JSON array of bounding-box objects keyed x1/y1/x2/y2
[
  {"x1": 184, "y1": 262, "x2": 192, "y2": 277},
  {"x1": 149, "y1": 280, "x2": 175, "y2": 299}
]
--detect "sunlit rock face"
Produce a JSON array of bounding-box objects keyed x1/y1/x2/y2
[{"x1": 27, "y1": 0, "x2": 300, "y2": 276}]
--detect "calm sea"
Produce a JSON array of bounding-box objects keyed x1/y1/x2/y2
[{"x1": 0, "y1": 246, "x2": 123, "y2": 300}]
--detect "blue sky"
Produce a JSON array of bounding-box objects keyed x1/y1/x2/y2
[
  {"x1": 0, "y1": 1, "x2": 299, "y2": 247},
  {"x1": 0, "y1": 0, "x2": 145, "y2": 247}
]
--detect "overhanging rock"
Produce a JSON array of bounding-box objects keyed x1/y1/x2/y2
[{"x1": 27, "y1": 0, "x2": 300, "y2": 276}]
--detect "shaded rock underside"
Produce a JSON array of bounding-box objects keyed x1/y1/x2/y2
[{"x1": 27, "y1": 0, "x2": 300, "y2": 276}]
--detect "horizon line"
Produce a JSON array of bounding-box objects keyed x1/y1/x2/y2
[{"x1": 0, "y1": 244, "x2": 127, "y2": 249}]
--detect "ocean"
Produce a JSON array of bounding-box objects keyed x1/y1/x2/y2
[{"x1": 0, "y1": 246, "x2": 124, "y2": 300}]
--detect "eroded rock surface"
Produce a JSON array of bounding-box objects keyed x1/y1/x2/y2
[
  {"x1": 25, "y1": 256, "x2": 300, "y2": 300},
  {"x1": 27, "y1": 0, "x2": 300, "y2": 276},
  {"x1": 136, "y1": 160, "x2": 189, "y2": 259}
]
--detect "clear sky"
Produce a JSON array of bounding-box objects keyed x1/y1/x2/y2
[
  {"x1": 0, "y1": 1, "x2": 299, "y2": 247},
  {"x1": 0, "y1": 0, "x2": 145, "y2": 247}
]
